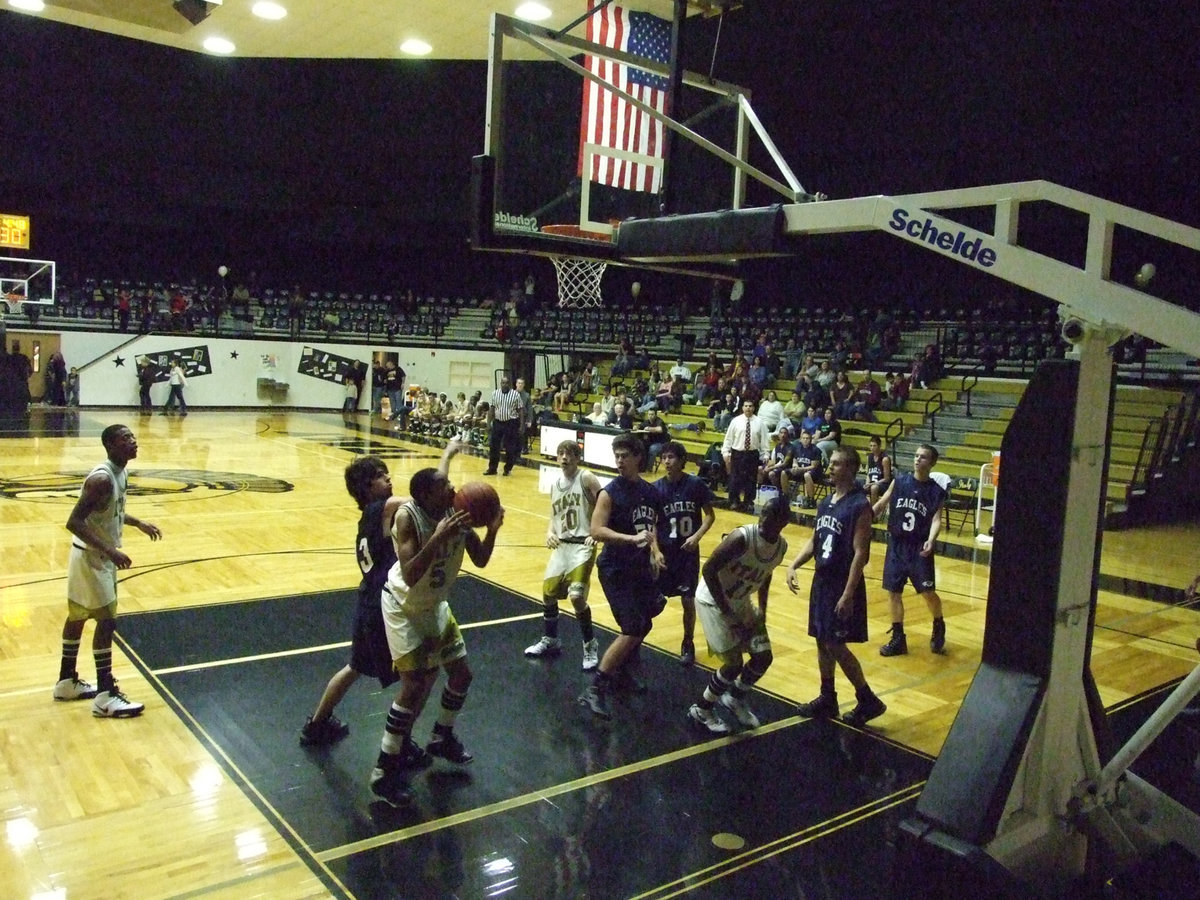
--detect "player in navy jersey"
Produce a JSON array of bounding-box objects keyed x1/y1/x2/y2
[
  {"x1": 654, "y1": 442, "x2": 716, "y2": 666},
  {"x1": 579, "y1": 433, "x2": 666, "y2": 720},
  {"x1": 863, "y1": 435, "x2": 893, "y2": 504},
  {"x1": 872, "y1": 443, "x2": 947, "y2": 656},
  {"x1": 787, "y1": 446, "x2": 886, "y2": 727},
  {"x1": 300, "y1": 443, "x2": 461, "y2": 749}
]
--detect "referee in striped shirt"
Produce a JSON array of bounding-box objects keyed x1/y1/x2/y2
[{"x1": 484, "y1": 374, "x2": 525, "y2": 476}]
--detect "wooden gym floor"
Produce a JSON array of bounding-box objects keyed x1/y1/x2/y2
[{"x1": 1, "y1": 408, "x2": 1197, "y2": 899}]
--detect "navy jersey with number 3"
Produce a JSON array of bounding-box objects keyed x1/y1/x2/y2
[
  {"x1": 356, "y1": 498, "x2": 397, "y2": 611},
  {"x1": 887, "y1": 473, "x2": 945, "y2": 543}
]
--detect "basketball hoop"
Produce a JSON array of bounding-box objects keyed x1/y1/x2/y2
[
  {"x1": 539, "y1": 224, "x2": 612, "y2": 309},
  {"x1": 1, "y1": 295, "x2": 22, "y2": 321},
  {"x1": 549, "y1": 255, "x2": 608, "y2": 309}
]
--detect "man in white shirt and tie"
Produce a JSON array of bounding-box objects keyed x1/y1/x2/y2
[{"x1": 721, "y1": 399, "x2": 769, "y2": 514}]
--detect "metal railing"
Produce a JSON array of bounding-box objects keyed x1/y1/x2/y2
[
  {"x1": 923, "y1": 391, "x2": 944, "y2": 442},
  {"x1": 960, "y1": 367, "x2": 982, "y2": 417}
]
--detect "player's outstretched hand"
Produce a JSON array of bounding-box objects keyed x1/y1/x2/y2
[{"x1": 138, "y1": 521, "x2": 163, "y2": 541}]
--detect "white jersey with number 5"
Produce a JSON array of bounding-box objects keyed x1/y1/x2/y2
[
  {"x1": 382, "y1": 500, "x2": 466, "y2": 658},
  {"x1": 696, "y1": 524, "x2": 788, "y2": 617}
]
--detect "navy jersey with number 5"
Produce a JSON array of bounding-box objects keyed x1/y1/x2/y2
[
  {"x1": 598, "y1": 476, "x2": 664, "y2": 586},
  {"x1": 887, "y1": 473, "x2": 946, "y2": 543}
]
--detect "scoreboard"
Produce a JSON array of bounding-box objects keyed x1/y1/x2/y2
[{"x1": 0, "y1": 214, "x2": 30, "y2": 250}]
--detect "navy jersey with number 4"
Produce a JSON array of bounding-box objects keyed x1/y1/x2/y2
[
  {"x1": 813, "y1": 487, "x2": 870, "y2": 579},
  {"x1": 887, "y1": 473, "x2": 946, "y2": 542},
  {"x1": 654, "y1": 473, "x2": 713, "y2": 562}
]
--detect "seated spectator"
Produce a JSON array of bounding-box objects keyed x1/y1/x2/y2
[
  {"x1": 782, "y1": 429, "x2": 824, "y2": 508},
  {"x1": 693, "y1": 364, "x2": 721, "y2": 404},
  {"x1": 584, "y1": 401, "x2": 608, "y2": 426},
  {"x1": 669, "y1": 358, "x2": 693, "y2": 382},
  {"x1": 757, "y1": 389, "x2": 785, "y2": 434},
  {"x1": 782, "y1": 337, "x2": 805, "y2": 380},
  {"x1": 814, "y1": 407, "x2": 842, "y2": 461},
  {"x1": 830, "y1": 370, "x2": 854, "y2": 419},
  {"x1": 815, "y1": 359, "x2": 835, "y2": 390},
  {"x1": 636, "y1": 384, "x2": 660, "y2": 414},
  {"x1": 759, "y1": 427, "x2": 793, "y2": 489},
  {"x1": 880, "y1": 371, "x2": 910, "y2": 410},
  {"x1": 607, "y1": 402, "x2": 633, "y2": 430},
  {"x1": 600, "y1": 385, "x2": 617, "y2": 417},
  {"x1": 830, "y1": 340, "x2": 850, "y2": 373},
  {"x1": 803, "y1": 378, "x2": 831, "y2": 414},
  {"x1": 654, "y1": 374, "x2": 675, "y2": 411},
  {"x1": 710, "y1": 392, "x2": 739, "y2": 433},
  {"x1": 451, "y1": 392, "x2": 470, "y2": 420},
  {"x1": 582, "y1": 361, "x2": 600, "y2": 392},
  {"x1": 850, "y1": 373, "x2": 882, "y2": 421},
  {"x1": 782, "y1": 389, "x2": 806, "y2": 428},
  {"x1": 639, "y1": 408, "x2": 669, "y2": 470},
  {"x1": 612, "y1": 343, "x2": 633, "y2": 377},
  {"x1": 763, "y1": 342, "x2": 783, "y2": 383},
  {"x1": 799, "y1": 405, "x2": 823, "y2": 436},
  {"x1": 747, "y1": 358, "x2": 770, "y2": 395},
  {"x1": 750, "y1": 332, "x2": 770, "y2": 364}
]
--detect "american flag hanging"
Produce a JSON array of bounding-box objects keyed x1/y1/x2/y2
[{"x1": 578, "y1": 1, "x2": 672, "y2": 193}]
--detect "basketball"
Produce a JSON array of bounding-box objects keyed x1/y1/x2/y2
[{"x1": 453, "y1": 481, "x2": 501, "y2": 527}]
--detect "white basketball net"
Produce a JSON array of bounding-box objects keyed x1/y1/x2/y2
[{"x1": 550, "y1": 255, "x2": 607, "y2": 309}]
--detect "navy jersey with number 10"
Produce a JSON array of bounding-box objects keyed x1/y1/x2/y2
[{"x1": 654, "y1": 473, "x2": 713, "y2": 561}]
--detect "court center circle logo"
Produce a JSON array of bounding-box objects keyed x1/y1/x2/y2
[{"x1": 0, "y1": 469, "x2": 294, "y2": 502}]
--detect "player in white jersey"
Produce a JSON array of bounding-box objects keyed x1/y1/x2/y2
[
  {"x1": 687, "y1": 495, "x2": 790, "y2": 733},
  {"x1": 55, "y1": 424, "x2": 162, "y2": 718},
  {"x1": 370, "y1": 447, "x2": 504, "y2": 808},
  {"x1": 525, "y1": 440, "x2": 603, "y2": 670}
]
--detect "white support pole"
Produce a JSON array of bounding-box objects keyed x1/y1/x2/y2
[{"x1": 986, "y1": 322, "x2": 1121, "y2": 891}]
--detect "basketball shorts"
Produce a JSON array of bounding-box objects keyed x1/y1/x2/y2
[
  {"x1": 67, "y1": 544, "x2": 118, "y2": 612},
  {"x1": 350, "y1": 598, "x2": 399, "y2": 688},
  {"x1": 695, "y1": 586, "x2": 768, "y2": 657},
  {"x1": 598, "y1": 566, "x2": 661, "y2": 638},
  {"x1": 383, "y1": 595, "x2": 467, "y2": 672},
  {"x1": 882, "y1": 539, "x2": 936, "y2": 593},
  {"x1": 656, "y1": 548, "x2": 700, "y2": 599},
  {"x1": 542, "y1": 541, "x2": 596, "y2": 601},
  {"x1": 807, "y1": 569, "x2": 868, "y2": 644}
]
